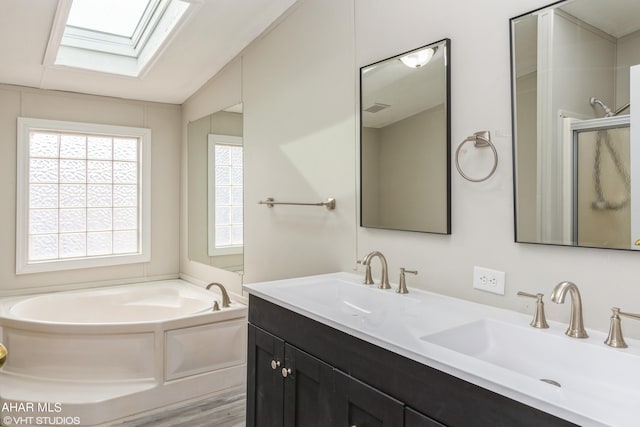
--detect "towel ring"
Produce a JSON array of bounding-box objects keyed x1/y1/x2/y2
[{"x1": 455, "y1": 131, "x2": 498, "y2": 182}]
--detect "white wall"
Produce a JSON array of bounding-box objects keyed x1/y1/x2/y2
[
  {"x1": 241, "y1": 0, "x2": 357, "y2": 283},
  {"x1": 0, "y1": 84, "x2": 181, "y2": 296},
  {"x1": 181, "y1": 0, "x2": 640, "y2": 339},
  {"x1": 617, "y1": 30, "x2": 640, "y2": 107}
]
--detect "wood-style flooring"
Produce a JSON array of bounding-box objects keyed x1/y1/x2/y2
[{"x1": 113, "y1": 389, "x2": 245, "y2": 427}]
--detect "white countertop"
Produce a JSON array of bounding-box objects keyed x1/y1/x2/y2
[{"x1": 244, "y1": 272, "x2": 640, "y2": 427}]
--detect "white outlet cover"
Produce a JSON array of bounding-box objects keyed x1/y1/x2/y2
[{"x1": 473, "y1": 266, "x2": 506, "y2": 295}]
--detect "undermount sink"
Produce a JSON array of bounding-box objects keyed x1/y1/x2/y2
[
  {"x1": 421, "y1": 319, "x2": 640, "y2": 406},
  {"x1": 280, "y1": 277, "x2": 419, "y2": 319}
]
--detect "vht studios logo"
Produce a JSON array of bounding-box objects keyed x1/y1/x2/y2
[
  {"x1": 1, "y1": 401, "x2": 62, "y2": 413},
  {"x1": 1, "y1": 401, "x2": 80, "y2": 426}
]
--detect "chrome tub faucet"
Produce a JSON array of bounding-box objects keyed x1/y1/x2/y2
[{"x1": 206, "y1": 282, "x2": 231, "y2": 308}]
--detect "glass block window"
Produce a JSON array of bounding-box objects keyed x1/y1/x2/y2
[
  {"x1": 208, "y1": 134, "x2": 243, "y2": 256},
  {"x1": 17, "y1": 118, "x2": 151, "y2": 274}
]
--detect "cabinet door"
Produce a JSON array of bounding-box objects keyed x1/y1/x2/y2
[
  {"x1": 335, "y1": 370, "x2": 404, "y2": 427},
  {"x1": 405, "y1": 407, "x2": 446, "y2": 427},
  {"x1": 283, "y1": 343, "x2": 336, "y2": 427},
  {"x1": 247, "y1": 325, "x2": 285, "y2": 427}
]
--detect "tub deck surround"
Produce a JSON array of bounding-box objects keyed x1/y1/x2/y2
[
  {"x1": 243, "y1": 272, "x2": 640, "y2": 427},
  {"x1": 0, "y1": 280, "x2": 248, "y2": 426}
]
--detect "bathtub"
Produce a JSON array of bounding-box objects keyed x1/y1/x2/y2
[{"x1": 0, "y1": 279, "x2": 247, "y2": 426}]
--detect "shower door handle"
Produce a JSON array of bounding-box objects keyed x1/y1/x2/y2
[{"x1": 0, "y1": 343, "x2": 7, "y2": 368}]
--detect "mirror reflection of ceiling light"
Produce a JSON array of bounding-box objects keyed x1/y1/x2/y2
[{"x1": 400, "y1": 47, "x2": 435, "y2": 68}]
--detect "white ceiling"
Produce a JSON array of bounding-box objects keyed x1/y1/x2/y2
[
  {"x1": 0, "y1": 0, "x2": 298, "y2": 104},
  {"x1": 559, "y1": 0, "x2": 640, "y2": 39}
]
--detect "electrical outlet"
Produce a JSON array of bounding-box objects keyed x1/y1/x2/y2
[{"x1": 473, "y1": 266, "x2": 506, "y2": 295}]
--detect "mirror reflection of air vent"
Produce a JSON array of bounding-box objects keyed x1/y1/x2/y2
[{"x1": 364, "y1": 103, "x2": 390, "y2": 113}]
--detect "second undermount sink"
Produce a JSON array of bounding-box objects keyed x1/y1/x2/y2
[{"x1": 421, "y1": 319, "x2": 640, "y2": 406}]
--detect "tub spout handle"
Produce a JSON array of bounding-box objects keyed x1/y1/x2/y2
[
  {"x1": 206, "y1": 282, "x2": 231, "y2": 308},
  {"x1": 0, "y1": 343, "x2": 7, "y2": 369},
  {"x1": 212, "y1": 301, "x2": 220, "y2": 311}
]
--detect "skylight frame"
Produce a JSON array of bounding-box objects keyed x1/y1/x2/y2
[
  {"x1": 61, "y1": 0, "x2": 168, "y2": 59},
  {"x1": 44, "y1": 0, "x2": 195, "y2": 77}
]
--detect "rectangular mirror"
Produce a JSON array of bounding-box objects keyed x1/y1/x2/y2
[
  {"x1": 360, "y1": 39, "x2": 451, "y2": 234},
  {"x1": 511, "y1": 0, "x2": 640, "y2": 249},
  {"x1": 188, "y1": 104, "x2": 244, "y2": 272}
]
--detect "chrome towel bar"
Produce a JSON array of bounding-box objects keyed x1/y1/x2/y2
[{"x1": 259, "y1": 197, "x2": 336, "y2": 210}]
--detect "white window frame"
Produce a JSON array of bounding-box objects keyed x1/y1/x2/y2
[
  {"x1": 16, "y1": 117, "x2": 152, "y2": 275},
  {"x1": 207, "y1": 134, "x2": 243, "y2": 256}
]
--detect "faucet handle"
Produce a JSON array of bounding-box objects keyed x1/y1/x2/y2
[
  {"x1": 357, "y1": 259, "x2": 374, "y2": 285},
  {"x1": 517, "y1": 291, "x2": 549, "y2": 329},
  {"x1": 397, "y1": 268, "x2": 417, "y2": 294},
  {"x1": 605, "y1": 307, "x2": 640, "y2": 348}
]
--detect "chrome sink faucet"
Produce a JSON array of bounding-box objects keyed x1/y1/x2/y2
[
  {"x1": 550, "y1": 281, "x2": 588, "y2": 338},
  {"x1": 362, "y1": 251, "x2": 391, "y2": 289}
]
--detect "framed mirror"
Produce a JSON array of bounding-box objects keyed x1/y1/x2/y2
[
  {"x1": 188, "y1": 104, "x2": 243, "y2": 272},
  {"x1": 511, "y1": 0, "x2": 640, "y2": 250},
  {"x1": 360, "y1": 39, "x2": 451, "y2": 234}
]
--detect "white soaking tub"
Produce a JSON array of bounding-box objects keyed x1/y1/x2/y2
[{"x1": 0, "y1": 279, "x2": 247, "y2": 426}]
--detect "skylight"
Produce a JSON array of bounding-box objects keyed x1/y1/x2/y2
[
  {"x1": 45, "y1": 0, "x2": 193, "y2": 77},
  {"x1": 67, "y1": 0, "x2": 151, "y2": 38}
]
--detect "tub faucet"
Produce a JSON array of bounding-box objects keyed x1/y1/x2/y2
[
  {"x1": 362, "y1": 251, "x2": 391, "y2": 289},
  {"x1": 550, "y1": 281, "x2": 588, "y2": 338},
  {"x1": 206, "y1": 282, "x2": 231, "y2": 308}
]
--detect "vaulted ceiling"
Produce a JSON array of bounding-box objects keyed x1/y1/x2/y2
[{"x1": 0, "y1": 0, "x2": 298, "y2": 104}]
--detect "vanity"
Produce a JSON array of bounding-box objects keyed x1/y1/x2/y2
[{"x1": 244, "y1": 272, "x2": 640, "y2": 427}]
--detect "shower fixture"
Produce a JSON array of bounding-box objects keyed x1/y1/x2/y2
[
  {"x1": 590, "y1": 97, "x2": 631, "y2": 118},
  {"x1": 613, "y1": 102, "x2": 631, "y2": 116},
  {"x1": 590, "y1": 97, "x2": 613, "y2": 117}
]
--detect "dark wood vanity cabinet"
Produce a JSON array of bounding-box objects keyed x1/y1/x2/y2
[
  {"x1": 247, "y1": 295, "x2": 577, "y2": 427},
  {"x1": 248, "y1": 324, "x2": 404, "y2": 426}
]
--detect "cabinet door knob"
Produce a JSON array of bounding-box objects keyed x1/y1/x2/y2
[
  {"x1": 270, "y1": 359, "x2": 280, "y2": 370},
  {"x1": 281, "y1": 367, "x2": 292, "y2": 378}
]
